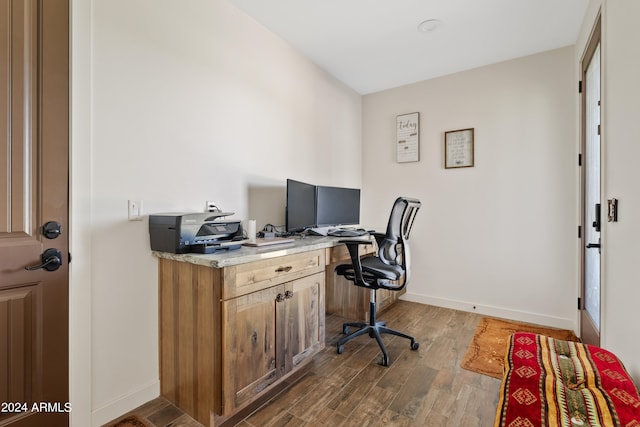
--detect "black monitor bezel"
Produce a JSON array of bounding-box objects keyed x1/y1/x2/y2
[
  {"x1": 315, "y1": 185, "x2": 360, "y2": 228},
  {"x1": 285, "y1": 179, "x2": 317, "y2": 232},
  {"x1": 286, "y1": 179, "x2": 361, "y2": 232}
]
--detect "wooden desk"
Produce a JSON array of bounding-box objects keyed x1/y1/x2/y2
[{"x1": 153, "y1": 236, "x2": 401, "y2": 426}]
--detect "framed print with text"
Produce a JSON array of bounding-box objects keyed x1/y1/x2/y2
[
  {"x1": 396, "y1": 112, "x2": 419, "y2": 163},
  {"x1": 444, "y1": 128, "x2": 474, "y2": 169}
]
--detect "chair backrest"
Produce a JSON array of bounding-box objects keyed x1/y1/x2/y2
[{"x1": 378, "y1": 197, "x2": 421, "y2": 287}]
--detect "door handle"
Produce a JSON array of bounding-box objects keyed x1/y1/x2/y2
[
  {"x1": 25, "y1": 248, "x2": 62, "y2": 272},
  {"x1": 586, "y1": 243, "x2": 601, "y2": 249}
]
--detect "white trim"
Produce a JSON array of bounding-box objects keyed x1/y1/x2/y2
[
  {"x1": 401, "y1": 292, "x2": 577, "y2": 332},
  {"x1": 91, "y1": 380, "x2": 159, "y2": 427}
]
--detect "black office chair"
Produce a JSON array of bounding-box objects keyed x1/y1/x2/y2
[{"x1": 335, "y1": 197, "x2": 421, "y2": 366}]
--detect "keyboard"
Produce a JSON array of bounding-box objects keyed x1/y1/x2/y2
[{"x1": 327, "y1": 229, "x2": 368, "y2": 237}]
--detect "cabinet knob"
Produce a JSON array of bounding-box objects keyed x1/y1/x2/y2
[
  {"x1": 276, "y1": 293, "x2": 285, "y2": 303},
  {"x1": 284, "y1": 290, "x2": 293, "y2": 299}
]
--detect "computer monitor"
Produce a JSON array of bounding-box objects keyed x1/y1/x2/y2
[
  {"x1": 316, "y1": 185, "x2": 360, "y2": 228},
  {"x1": 285, "y1": 179, "x2": 317, "y2": 232}
]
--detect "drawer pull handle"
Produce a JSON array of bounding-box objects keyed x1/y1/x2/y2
[
  {"x1": 276, "y1": 293, "x2": 285, "y2": 303},
  {"x1": 275, "y1": 266, "x2": 293, "y2": 273},
  {"x1": 285, "y1": 290, "x2": 293, "y2": 299}
]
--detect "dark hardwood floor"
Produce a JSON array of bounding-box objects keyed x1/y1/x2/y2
[{"x1": 105, "y1": 302, "x2": 501, "y2": 427}]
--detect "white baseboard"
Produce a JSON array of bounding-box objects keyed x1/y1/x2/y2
[
  {"x1": 401, "y1": 292, "x2": 577, "y2": 332},
  {"x1": 91, "y1": 380, "x2": 159, "y2": 427}
]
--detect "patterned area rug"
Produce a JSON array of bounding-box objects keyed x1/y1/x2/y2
[
  {"x1": 108, "y1": 415, "x2": 149, "y2": 427},
  {"x1": 461, "y1": 316, "x2": 580, "y2": 379},
  {"x1": 495, "y1": 333, "x2": 640, "y2": 426}
]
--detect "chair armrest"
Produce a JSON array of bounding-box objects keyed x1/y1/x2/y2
[
  {"x1": 338, "y1": 238, "x2": 372, "y2": 265},
  {"x1": 338, "y1": 238, "x2": 373, "y2": 246},
  {"x1": 371, "y1": 232, "x2": 386, "y2": 248},
  {"x1": 337, "y1": 239, "x2": 373, "y2": 287}
]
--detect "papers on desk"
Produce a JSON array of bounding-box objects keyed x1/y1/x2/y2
[{"x1": 243, "y1": 237, "x2": 295, "y2": 247}]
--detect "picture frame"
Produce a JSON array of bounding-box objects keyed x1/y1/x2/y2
[
  {"x1": 396, "y1": 112, "x2": 420, "y2": 163},
  {"x1": 444, "y1": 128, "x2": 474, "y2": 169}
]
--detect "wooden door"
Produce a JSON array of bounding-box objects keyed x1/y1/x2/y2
[
  {"x1": 222, "y1": 285, "x2": 283, "y2": 414},
  {"x1": 0, "y1": 1, "x2": 69, "y2": 426},
  {"x1": 286, "y1": 272, "x2": 324, "y2": 371}
]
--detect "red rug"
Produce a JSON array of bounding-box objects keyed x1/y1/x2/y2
[{"x1": 495, "y1": 333, "x2": 640, "y2": 426}]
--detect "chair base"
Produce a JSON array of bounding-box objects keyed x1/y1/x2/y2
[{"x1": 336, "y1": 302, "x2": 419, "y2": 366}]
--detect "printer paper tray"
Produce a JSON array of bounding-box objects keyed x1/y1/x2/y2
[{"x1": 190, "y1": 241, "x2": 245, "y2": 254}]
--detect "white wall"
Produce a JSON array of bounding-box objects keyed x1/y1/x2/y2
[
  {"x1": 599, "y1": 0, "x2": 640, "y2": 382},
  {"x1": 362, "y1": 47, "x2": 578, "y2": 329},
  {"x1": 70, "y1": 0, "x2": 362, "y2": 425}
]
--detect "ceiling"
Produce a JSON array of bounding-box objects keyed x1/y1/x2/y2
[{"x1": 228, "y1": 0, "x2": 589, "y2": 94}]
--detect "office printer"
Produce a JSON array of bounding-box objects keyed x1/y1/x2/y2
[{"x1": 149, "y1": 211, "x2": 244, "y2": 254}]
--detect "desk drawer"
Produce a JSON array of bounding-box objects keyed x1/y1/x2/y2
[{"x1": 223, "y1": 249, "x2": 325, "y2": 299}]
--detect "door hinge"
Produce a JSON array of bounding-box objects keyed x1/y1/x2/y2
[
  {"x1": 578, "y1": 297, "x2": 582, "y2": 310},
  {"x1": 578, "y1": 153, "x2": 582, "y2": 166},
  {"x1": 598, "y1": 124, "x2": 601, "y2": 135},
  {"x1": 578, "y1": 225, "x2": 582, "y2": 238},
  {"x1": 578, "y1": 80, "x2": 583, "y2": 93}
]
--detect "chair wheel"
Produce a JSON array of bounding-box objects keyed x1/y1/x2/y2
[
  {"x1": 381, "y1": 354, "x2": 389, "y2": 366},
  {"x1": 337, "y1": 344, "x2": 345, "y2": 354},
  {"x1": 343, "y1": 326, "x2": 350, "y2": 334},
  {"x1": 411, "y1": 341, "x2": 419, "y2": 350}
]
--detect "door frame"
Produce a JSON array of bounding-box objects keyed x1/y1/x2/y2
[{"x1": 579, "y1": 14, "x2": 602, "y2": 346}]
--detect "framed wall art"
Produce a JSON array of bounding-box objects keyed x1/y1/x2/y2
[
  {"x1": 396, "y1": 112, "x2": 419, "y2": 163},
  {"x1": 444, "y1": 128, "x2": 474, "y2": 169}
]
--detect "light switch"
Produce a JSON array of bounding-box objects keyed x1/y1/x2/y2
[{"x1": 128, "y1": 200, "x2": 144, "y2": 221}]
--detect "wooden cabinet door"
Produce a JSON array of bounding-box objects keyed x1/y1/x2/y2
[
  {"x1": 222, "y1": 272, "x2": 325, "y2": 414},
  {"x1": 285, "y1": 272, "x2": 325, "y2": 371},
  {"x1": 222, "y1": 284, "x2": 284, "y2": 414}
]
